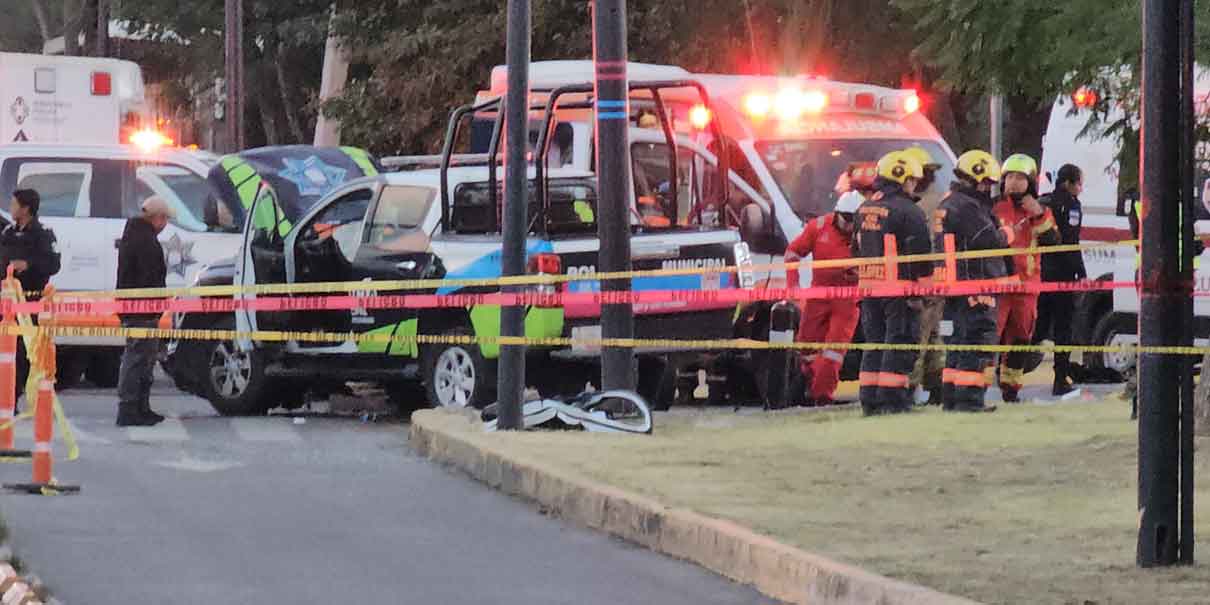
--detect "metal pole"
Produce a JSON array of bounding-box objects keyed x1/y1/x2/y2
[
  {"x1": 1138, "y1": 0, "x2": 1182, "y2": 568},
  {"x1": 224, "y1": 0, "x2": 245, "y2": 152},
  {"x1": 593, "y1": 0, "x2": 635, "y2": 391},
  {"x1": 496, "y1": 0, "x2": 531, "y2": 431},
  {"x1": 989, "y1": 95, "x2": 1003, "y2": 160},
  {"x1": 1178, "y1": 0, "x2": 1196, "y2": 566}
]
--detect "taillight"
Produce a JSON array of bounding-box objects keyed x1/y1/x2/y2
[
  {"x1": 527, "y1": 253, "x2": 561, "y2": 275},
  {"x1": 91, "y1": 71, "x2": 112, "y2": 96}
]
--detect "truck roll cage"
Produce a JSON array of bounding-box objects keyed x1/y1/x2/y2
[{"x1": 436, "y1": 79, "x2": 730, "y2": 235}]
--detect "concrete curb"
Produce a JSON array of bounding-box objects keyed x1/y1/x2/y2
[{"x1": 410, "y1": 410, "x2": 980, "y2": 605}]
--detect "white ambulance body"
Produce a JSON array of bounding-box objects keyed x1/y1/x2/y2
[
  {"x1": 0, "y1": 52, "x2": 147, "y2": 145},
  {"x1": 485, "y1": 62, "x2": 958, "y2": 286},
  {"x1": 1039, "y1": 69, "x2": 1210, "y2": 371}
]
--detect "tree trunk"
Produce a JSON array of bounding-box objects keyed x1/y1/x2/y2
[
  {"x1": 30, "y1": 0, "x2": 51, "y2": 43},
  {"x1": 81, "y1": 0, "x2": 97, "y2": 54},
  {"x1": 62, "y1": 0, "x2": 81, "y2": 55},
  {"x1": 1004, "y1": 95, "x2": 1051, "y2": 161},
  {"x1": 1194, "y1": 351, "x2": 1210, "y2": 434},
  {"x1": 275, "y1": 52, "x2": 306, "y2": 144}
]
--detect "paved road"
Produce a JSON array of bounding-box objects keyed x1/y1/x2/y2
[{"x1": 0, "y1": 377, "x2": 773, "y2": 605}]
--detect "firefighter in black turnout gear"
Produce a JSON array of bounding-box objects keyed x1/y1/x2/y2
[
  {"x1": 854, "y1": 151, "x2": 932, "y2": 416},
  {"x1": 934, "y1": 151, "x2": 1007, "y2": 413}
]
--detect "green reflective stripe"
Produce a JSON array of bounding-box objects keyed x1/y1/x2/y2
[
  {"x1": 469, "y1": 305, "x2": 502, "y2": 358},
  {"x1": 525, "y1": 307, "x2": 565, "y2": 342},
  {"x1": 358, "y1": 324, "x2": 394, "y2": 354},
  {"x1": 388, "y1": 319, "x2": 419, "y2": 357},
  {"x1": 573, "y1": 200, "x2": 595, "y2": 223},
  {"x1": 469, "y1": 305, "x2": 565, "y2": 359},
  {"x1": 341, "y1": 147, "x2": 379, "y2": 177}
]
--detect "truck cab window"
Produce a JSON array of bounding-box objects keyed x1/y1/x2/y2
[
  {"x1": 366, "y1": 185, "x2": 434, "y2": 247},
  {"x1": 14, "y1": 162, "x2": 91, "y2": 217}
]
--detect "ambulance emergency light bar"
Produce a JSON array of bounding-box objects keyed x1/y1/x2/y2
[{"x1": 739, "y1": 82, "x2": 921, "y2": 121}]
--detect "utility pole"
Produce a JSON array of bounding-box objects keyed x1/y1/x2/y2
[
  {"x1": 1138, "y1": 0, "x2": 1186, "y2": 568},
  {"x1": 95, "y1": 0, "x2": 109, "y2": 57},
  {"x1": 1177, "y1": 0, "x2": 1196, "y2": 565},
  {"x1": 224, "y1": 0, "x2": 245, "y2": 152},
  {"x1": 988, "y1": 94, "x2": 1003, "y2": 160},
  {"x1": 496, "y1": 0, "x2": 531, "y2": 431},
  {"x1": 314, "y1": 3, "x2": 350, "y2": 147},
  {"x1": 592, "y1": 0, "x2": 635, "y2": 392}
]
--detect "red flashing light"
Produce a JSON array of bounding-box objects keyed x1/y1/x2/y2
[
  {"x1": 688, "y1": 104, "x2": 713, "y2": 130},
  {"x1": 802, "y1": 90, "x2": 828, "y2": 114},
  {"x1": 744, "y1": 92, "x2": 772, "y2": 119},
  {"x1": 854, "y1": 93, "x2": 876, "y2": 110},
  {"x1": 904, "y1": 92, "x2": 921, "y2": 114},
  {"x1": 774, "y1": 88, "x2": 805, "y2": 121},
  {"x1": 91, "y1": 71, "x2": 112, "y2": 96},
  {"x1": 1073, "y1": 87, "x2": 1099, "y2": 109}
]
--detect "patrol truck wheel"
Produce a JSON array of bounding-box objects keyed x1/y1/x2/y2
[
  {"x1": 200, "y1": 339, "x2": 271, "y2": 416},
  {"x1": 1087, "y1": 313, "x2": 1137, "y2": 375},
  {"x1": 422, "y1": 329, "x2": 496, "y2": 409}
]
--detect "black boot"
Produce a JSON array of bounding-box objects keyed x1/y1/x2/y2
[
  {"x1": 140, "y1": 399, "x2": 165, "y2": 423},
  {"x1": 117, "y1": 401, "x2": 160, "y2": 427}
]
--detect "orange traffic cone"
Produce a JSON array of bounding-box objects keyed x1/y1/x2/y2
[
  {"x1": 4, "y1": 314, "x2": 78, "y2": 495},
  {"x1": 0, "y1": 312, "x2": 29, "y2": 459}
]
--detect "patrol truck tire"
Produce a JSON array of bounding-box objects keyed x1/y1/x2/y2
[
  {"x1": 422, "y1": 329, "x2": 496, "y2": 410},
  {"x1": 184, "y1": 321, "x2": 271, "y2": 416},
  {"x1": 1087, "y1": 313, "x2": 1137, "y2": 374},
  {"x1": 85, "y1": 352, "x2": 121, "y2": 388}
]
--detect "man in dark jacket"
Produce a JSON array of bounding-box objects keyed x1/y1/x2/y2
[
  {"x1": 1, "y1": 189, "x2": 61, "y2": 404},
  {"x1": 115, "y1": 196, "x2": 172, "y2": 426},
  {"x1": 1036, "y1": 164, "x2": 1087, "y2": 396},
  {"x1": 854, "y1": 151, "x2": 932, "y2": 416},
  {"x1": 934, "y1": 150, "x2": 1007, "y2": 413}
]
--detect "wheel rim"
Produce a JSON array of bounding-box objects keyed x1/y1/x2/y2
[
  {"x1": 209, "y1": 342, "x2": 253, "y2": 399},
  {"x1": 433, "y1": 347, "x2": 476, "y2": 408},
  {"x1": 1105, "y1": 331, "x2": 1137, "y2": 373}
]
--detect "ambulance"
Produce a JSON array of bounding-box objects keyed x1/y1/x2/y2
[
  {"x1": 0, "y1": 52, "x2": 148, "y2": 145},
  {"x1": 1038, "y1": 70, "x2": 1210, "y2": 374}
]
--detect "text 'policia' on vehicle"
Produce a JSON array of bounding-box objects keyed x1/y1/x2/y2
[{"x1": 164, "y1": 79, "x2": 753, "y2": 416}]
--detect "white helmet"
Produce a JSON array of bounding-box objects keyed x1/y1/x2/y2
[{"x1": 835, "y1": 190, "x2": 864, "y2": 214}]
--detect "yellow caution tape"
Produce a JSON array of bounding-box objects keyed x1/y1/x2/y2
[
  {"x1": 43, "y1": 240, "x2": 1137, "y2": 300},
  {"x1": 5, "y1": 322, "x2": 1202, "y2": 357},
  {"x1": 4, "y1": 283, "x2": 78, "y2": 462}
]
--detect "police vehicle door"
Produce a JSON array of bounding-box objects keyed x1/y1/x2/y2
[
  {"x1": 233, "y1": 182, "x2": 289, "y2": 342},
  {"x1": 350, "y1": 184, "x2": 440, "y2": 357},
  {"x1": 282, "y1": 184, "x2": 374, "y2": 351}
]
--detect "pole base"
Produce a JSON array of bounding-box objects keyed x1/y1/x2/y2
[
  {"x1": 0, "y1": 449, "x2": 31, "y2": 460},
  {"x1": 3, "y1": 482, "x2": 80, "y2": 495}
]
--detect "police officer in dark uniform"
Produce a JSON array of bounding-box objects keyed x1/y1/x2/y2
[
  {"x1": 854, "y1": 151, "x2": 932, "y2": 416},
  {"x1": 934, "y1": 151, "x2": 1007, "y2": 413},
  {"x1": 0, "y1": 189, "x2": 61, "y2": 402},
  {"x1": 1036, "y1": 164, "x2": 1087, "y2": 396}
]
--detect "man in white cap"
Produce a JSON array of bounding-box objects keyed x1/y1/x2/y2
[{"x1": 114, "y1": 196, "x2": 175, "y2": 426}]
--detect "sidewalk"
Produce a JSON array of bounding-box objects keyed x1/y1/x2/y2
[{"x1": 412, "y1": 387, "x2": 1210, "y2": 605}]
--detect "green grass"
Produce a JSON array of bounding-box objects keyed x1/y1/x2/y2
[{"x1": 463, "y1": 398, "x2": 1210, "y2": 605}]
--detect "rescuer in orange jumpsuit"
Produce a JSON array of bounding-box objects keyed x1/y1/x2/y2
[
  {"x1": 992, "y1": 154, "x2": 1060, "y2": 402},
  {"x1": 785, "y1": 190, "x2": 863, "y2": 406}
]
